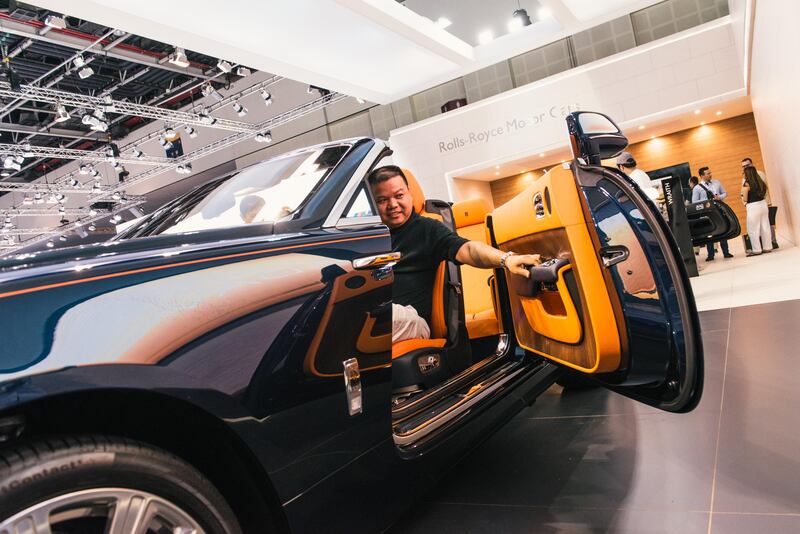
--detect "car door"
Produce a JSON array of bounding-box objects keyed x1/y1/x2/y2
[
  {"x1": 488, "y1": 112, "x2": 702, "y2": 413},
  {"x1": 686, "y1": 198, "x2": 741, "y2": 245}
]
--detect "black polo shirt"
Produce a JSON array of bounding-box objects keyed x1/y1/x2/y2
[{"x1": 390, "y1": 211, "x2": 468, "y2": 325}]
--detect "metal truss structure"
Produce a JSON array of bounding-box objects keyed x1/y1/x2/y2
[{"x1": 0, "y1": 143, "x2": 172, "y2": 166}]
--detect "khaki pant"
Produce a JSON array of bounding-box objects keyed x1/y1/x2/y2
[{"x1": 392, "y1": 304, "x2": 430, "y2": 343}]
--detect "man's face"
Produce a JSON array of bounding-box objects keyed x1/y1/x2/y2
[
  {"x1": 742, "y1": 159, "x2": 753, "y2": 170},
  {"x1": 702, "y1": 170, "x2": 713, "y2": 181},
  {"x1": 372, "y1": 175, "x2": 414, "y2": 229}
]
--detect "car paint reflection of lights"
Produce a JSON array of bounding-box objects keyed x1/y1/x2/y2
[
  {"x1": 233, "y1": 101, "x2": 248, "y2": 117},
  {"x1": 88, "y1": 224, "x2": 96, "y2": 231},
  {"x1": 260, "y1": 90, "x2": 272, "y2": 106},
  {"x1": 59, "y1": 235, "x2": 67, "y2": 242},
  {"x1": 46, "y1": 240, "x2": 54, "y2": 248},
  {"x1": 111, "y1": 214, "x2": 123, "y2": 223}
]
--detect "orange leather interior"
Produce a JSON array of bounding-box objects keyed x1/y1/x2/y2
[
  {"x1": 430, "y1": 262, "x2": 447, "y2": 339},
  {"x1": 490, "y1": 164, "x2": 623, "y2": 374},
  {"x1": 453, "y1": 198, "x2": 501, "y2": 339},
  {"x1": 392, "y1": 338, "x2": 446, "y2": 359}
]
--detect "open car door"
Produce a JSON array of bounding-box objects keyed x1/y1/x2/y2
[
  {"x1": 488, "y1": 111, "x2": 703, "y2": 413},
  {"x1": 686, "y1": 198, "x2": 741, "y2": 246}
]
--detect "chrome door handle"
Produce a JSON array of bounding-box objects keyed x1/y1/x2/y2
[
  {"x1": 599, "y1": 245, "x2": 630, "y2": 267},
  {"x1": 343, "y1": 358, "x2": 362, "y2": 416},
  {"x1": 353, "y1": 252, "x2": 401, "y2": 270}
]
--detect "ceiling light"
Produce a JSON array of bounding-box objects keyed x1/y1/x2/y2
[
  {"x1": 201, "y1": 82, "x2": 223, "y2": 102},
  {"x1": 98, "y1": 94, "x2": 116, "y2": 112},
  {"x1": 307, "y1": 85, "x2": 331, "y2": 98},
  {"x1": 495, "y1": 171, "x2": 500, "y2": 176},
  {"x1": 90, "y1": 169, "x2": 100, "y2": 178},
  {"x1": 217, "y1": 59, "x2": 233, "y2": 73},
  {"x1": 355, "y1": 97, "x2": 365, "y2": 104},
  {"x1": 167, "y1": 47, "x2": 190, "y2": 68},
  {"x1": 537, "y1": 7, "x2": 551, "y2": 19},
  {"x1": 198, "y1": 109, "x2": 217, "y2": 125},
  {"x1": 436, "y1": 17, "x2": 452, "y2": 29},
  {"x1": 255, "y1": 130, "x2": 272, "y2": 143},
  {"x1": 638, "y1": 125, "x2": 645, "y2": 130},
  {"x1": 495, "y1": 165, "x2": 500, "y2": 169},
  {"x1": 22, "y1": 195, "x2": 33, "y2": 205},
  {"x1": 44, "y1": 14, "x2": 67, "y2": 29},
  {"x1": 14, "y1": 154, "x2": 24, "y2": 164},
  {"x1": 478, "y1": 30, "x2": 494, "y2": 45},
  {"x1": 89, "y1": 209, "x2": 98, "y2": 217},
  {"x1": 158, "y1": 136, "x2": 174, "y2": 150},
  {"x1": 694, "y1": 109, "x2": 701, "y2": 115},
  {"x1": 716, "y1": 110, "x2": 723, "y2": 116},
  {"x1": 68, "y1": 177, "x2": 79, "y2": 187},
  {"x1": 176, "y1": 163, "x2": 193, "y2": 174},
  {"x1": 92, "y1": 182, "x2": 101, "y2": 194},
  {"x1": 77, "y1": 66, "x2": 94, "y2": 79},
  {"x1": 111, "y1": 192, "x2": 121, "y2": 201},
  {"x1": 132, "y1": 147, "x2": 145, "y2": 160},
  {"x1": 184, "y1": 126, "x2": 198, "y2": 138},
  {"x1": 79, "y1": 163, "x2": 90, "y2": 175},
  {"x1": 73, "y1": 55, "x2": 88, "y2": 68},
  {"x1": 34, "y1": 193, "x2": 44, "y2": 204},
  {"x1": 236, "y1": 66, "x2": 251, "y2": 77},
  {"x1": 3, "y1": 156, "x2": 20, "y2": 171},
  {"x1": 0, "y1": 170, "x2": 9, "y2": 177},
  {"x1": 54, "y1": 193, "x2": 65, "y2": 202},
  {"x1": 46, "y1": 240, "x2": 54, "y2": 248},
  {"x1": 21, "y1": 143, "x2": 33, "y2": 158},
  {"x1": 164, "y1": 127, "x2": 176, "y2": 138},
  {"x1": 233, "y1": 101, "x2": 248, "y2": 117},
  {"x1": 260, "y1": 90, "x2": 273, "y2": 106},
  {"x1": 54, "y1": 103, "x2": 70, "y2": 123},
  {"x1": 508, "y1": 17, "x2": 524, "y2": 32},
  {"x1": 58, "y1": 205, "x2": 66, "y2": 214},
  {"x1": 650, "y1": 135, "x2": 656, "y2": 140},
  {"x1": 539, "y1": 153, "x2": 545, "y2": 157},
  {"x1": 111, "y1": 214, "x2": 123, "y2": 223},
  {"x1": 700, "y1": 121, "x2": 706, "y2": 126}
]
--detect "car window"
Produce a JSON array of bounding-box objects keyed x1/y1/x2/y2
[
  {"x1": 344, "y1": 184, "x2": 377, "y2": 218},
  {"x1": 122, "y1": 144, "x2": 351, "y2": 238}
]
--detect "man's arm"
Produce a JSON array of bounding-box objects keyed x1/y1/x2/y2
[
  {"x1": 716, "y1": 180, "x2": 728, "y2": 201},
  {"x1": 455, "y1": 240, "x2": 541, "y2": 278}
]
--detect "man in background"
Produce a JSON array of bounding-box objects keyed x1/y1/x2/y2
[
  {"x1": 693, "y1": 166, "x2": 734, "y2": 261},
  {"x1": 615, "y1": 152, "x2": 652, "y2": 191}
]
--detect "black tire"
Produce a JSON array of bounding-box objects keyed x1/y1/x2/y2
[{"x1": 0, "y1": 435, "x2": 242, "y2": 533}]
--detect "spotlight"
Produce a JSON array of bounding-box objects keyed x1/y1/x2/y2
[
  {"x1": 167, "y1": 47, "x2": 191, "y2": 68},
  {"x1": 105, "y1": 143, "x2": 120, "y2": 162},
  {"x1": 217, "y1": 59, "x2": 233, "y2": 73},
  {"x1": 254, "y1": 130, "x2": 272, "y2": 143},
  {"x1": 198, "y1": 109, "x2": 217, "y2": 125},
  {"x1": 184, "y1": 126, "x2": 198, "y2": 138},
  {"x1": 14, "y1": 154, "x2": 24, "y2": 164},
  {"x1": 112, "y1": 192, "x2": 121, "y2": 201},
  {"x1": 34, "y1": 192, "x2": 44, "y2": 204},
  {"x1": 233, "y1": 101, "x2": 248, "y2": 117},
  {"x1": 89, "y1": 209, "x2": 98, "y2": 217},
  {"x1": 44, "y1": 15, "x2": 67, "y2": 29},
  {"x1": 176, "y1": 163, "x2": 193, "y2": 174},
  {"x1": 0, "y1": 170, "x2": 9, "y2": 177},
  {"x1": 21, "y1": 143, "x2": 33, "y2": 158},
  {"x1": 3, "y1": 156, "x2": 20, "y2": 171},
  {"x1": 79, "y1": 163, "x2": 90, "y2": 175},
  {"x1": 98, "y1": 94, "x2": 116, "y2": 112},
  {"x1": 111, "y1": 214, "x2": 123, "y2": 223},
  {"x1": 236, "y1": 66, "x2": 251, "y2": 76},
  {"x1": 54, "y1": 103, "x2": 71, "y2": 123},
  {"x1": 164, "y1": 127, "x2": 176, "y2": 138},
  {"x1": 46, "y1": 240, "x2": 54, "y2": 248},
  {"x1": 68, "y1": 177, "x2": 79, "y2": 187},
  {"x1": 58, "y1": 205, "x2": 66, "y2": 214},
  {"x1": 307, "y1": 85, "x2": 331, "y2": 98},
  {"x1": 73, "y1": 55, "x2": 88, "y2": 68},
  {"x1": 260, "y1": 90, "x2": 273, "y2": 106},
  {"x1": 78, "y1": 66, "x2": 94, "y2": 79},
  {"x1": 201, "y1": 82, "x2": 223, "y2": 102},
  {"x1": 118, "y1": 168, "x2": 129, "y2": 181},
  {"x1": 509, "y1": 8, "x2": 532, "y2": 32},
  {"x1": 158, "y1": 136, "x2": 174, "y2": 150},
  {"x1": 90, "y1": 169, "x2": 100, "y2": 178},
  {"x1": 132, "y1": 147, "x2": 145, "y2": 160},
  {"x1": 22, "y1": 195, "x2": 33, "y2": 205},
  {"x1": 54, "y1": 193, "x2": 66, "y2": 202},
  {"x1": 91, "y1": 182, "x2": 101, "y2": 194}
]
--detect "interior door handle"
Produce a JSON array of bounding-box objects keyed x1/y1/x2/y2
[{"x1": 353, "y1": 252, "x2": 401, "y2": 270}]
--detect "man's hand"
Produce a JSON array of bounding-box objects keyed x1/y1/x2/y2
[{"x1": 504, "y1": 253, "x2": 542, "y2": 278}]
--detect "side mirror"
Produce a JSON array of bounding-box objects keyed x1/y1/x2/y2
[{"x1": 566, "y1": 111, "x2": 629, "y2": 165}]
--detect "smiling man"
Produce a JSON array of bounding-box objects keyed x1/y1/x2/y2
[{"x1": 367, "y1": 166, "x2": 540, "y2": 343}]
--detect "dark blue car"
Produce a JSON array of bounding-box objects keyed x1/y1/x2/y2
[{"x1": 0, "y1": 112, "x2": 705, "y2": 533}]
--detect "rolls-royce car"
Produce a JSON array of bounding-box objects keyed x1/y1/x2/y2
[{"x1": 0, "y1": 112, "x2": 706, "y2": 533}]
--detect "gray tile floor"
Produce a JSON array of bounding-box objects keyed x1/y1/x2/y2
[{"x1": 391, "y1": 300, "x2": 800, "y2": 533}]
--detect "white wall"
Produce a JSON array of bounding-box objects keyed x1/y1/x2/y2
[
  {"x1": 389, "y1": 18, "x2": 745, "y2": 202},
  {"x1": 748, "y1": 0, "x2": 798, "y2": 244}
]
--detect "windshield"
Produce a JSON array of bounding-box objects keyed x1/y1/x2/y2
[{"x1": 121, "y1": 143, "x2": 351, "y2": 238}]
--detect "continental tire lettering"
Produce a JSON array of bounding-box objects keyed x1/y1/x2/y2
[{"x1": 0, "y1": 452, "x2": 115, "y2": 495}]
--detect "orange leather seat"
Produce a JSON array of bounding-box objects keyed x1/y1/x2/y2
[
  {"x1": 391, "y1": 169, "x2": 448, "y2": 359},
  {"x1": 452, "y1": 198, "x2": 501, "y2": 339}
]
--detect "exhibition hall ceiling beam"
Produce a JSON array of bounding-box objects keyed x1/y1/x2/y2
[
  {"x1": 26, "y1": 0, "x2": 666, "y2": 103},
  {"x1": 0, "y1": 143, "x2": 172, "y2": 166},
  {"x1": 0, "y1": 123, "x2": 105, "y2": 141}
]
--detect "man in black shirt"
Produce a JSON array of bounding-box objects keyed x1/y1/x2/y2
[{"x1": 368, "y1": 166, "x2": 540, "y2": 342}]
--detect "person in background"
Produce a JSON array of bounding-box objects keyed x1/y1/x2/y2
[
  {"x1": 693, "y1": 166, "x2": 734, "y2": 261},
  {"x1": 687, "y1": 176, "x2": 700, "y2": 203},
  {"x1": 615, "y1": 152, "x2": 652, "y2": 191},
  {"x1": 741, "y1": 166, "x2": 773, "y2": 256},
  {"x1": 742, "y1": 157, "x2": 772, "y2": 206}
]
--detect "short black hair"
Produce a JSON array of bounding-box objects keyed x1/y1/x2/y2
[
  {"x1": 742, "y1": 157, "x2": 753, "y2": 164},
  {"x1": 698, "y1": 166, "x2": 710, "y2": 176},
  {"x1": 689, "y1": 176, "x2": 699, "y2": 186},
  {"x1": 367, "y1": 165, "x2": 408, "y2": 188}
]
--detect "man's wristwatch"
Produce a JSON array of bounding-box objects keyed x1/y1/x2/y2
[{"x1": 499, "y1": 251, "x2": 515, "y2": 269}]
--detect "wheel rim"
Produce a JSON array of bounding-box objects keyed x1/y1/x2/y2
[{"x1": 0, "y1": 487, "x2": 205, "y2": 534}]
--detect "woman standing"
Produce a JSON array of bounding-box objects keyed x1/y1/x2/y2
[{"x1": 741, "y1": 165, "x2": 772, "y2": 256}]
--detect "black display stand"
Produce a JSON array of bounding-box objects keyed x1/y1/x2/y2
[{"x1": 662, "y1": 176, "x2": 699, "y2": 277}]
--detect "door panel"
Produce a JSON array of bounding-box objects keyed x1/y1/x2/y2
[
  {"x1": 490, "y1": 161, "x2": 703, "y2": 412},
  {"x1": 491, "y1": 166, "x2": 623, "y2": 374},
  {"x1": 687, "y1": 199, "x2": 741, "y2": 245}
]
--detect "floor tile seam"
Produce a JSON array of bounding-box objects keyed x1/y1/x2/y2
[
  {"x1": 712, "y1": 511, "x2": 800, "y2": 517},
  {"x1": 706, "y1": 307, "x2": 732, "y2": 534},
  {"x1": 520, "y1": 412, "x2": 659, "y2": 421},
  {"x1": 422, "y1": 501, "x2": 711, "y2": 513}
]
